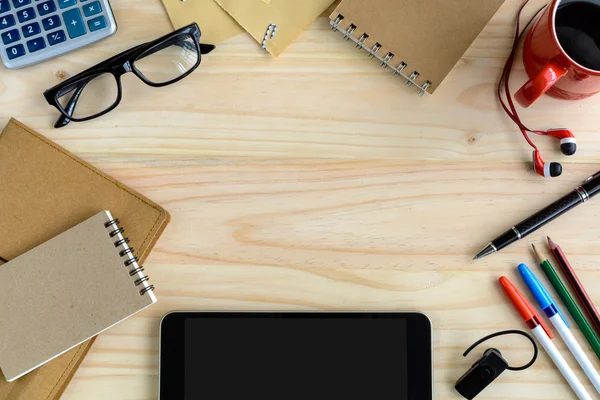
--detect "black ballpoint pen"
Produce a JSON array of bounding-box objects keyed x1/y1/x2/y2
[{"x1": 474, "y1": 170, "x2": 600, "y2": 259}]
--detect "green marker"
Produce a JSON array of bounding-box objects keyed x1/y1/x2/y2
[{"x1": 533, "y1": 244, "x2": 600, "y2": 360}]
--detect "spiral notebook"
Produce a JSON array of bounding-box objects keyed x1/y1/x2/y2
[
  {"x1": 0, "y1": 211, "x2": 156, "y2": 383},
  {"x1": 329, "y1": 0, "x2": 506, "y2": 94}
]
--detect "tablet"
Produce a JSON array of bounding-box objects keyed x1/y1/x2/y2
[{"x1": 160, "y1": 312, "x2": 432, "y2": 400}]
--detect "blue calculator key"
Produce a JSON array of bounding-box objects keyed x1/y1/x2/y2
[
  {"x1": 0, "y1": 14, "x2": 15, "y2": 30},
  {"x1": 57, "y1": 0, "x2": 74, "y2": 9},
  {"x1": 87, "y1": 15, "x2": 105, "y2": 31},
  {"x1": 22, "y1": 21, "x2": 40, "y2": 37},
  {"x1": 16, "y1": 6, "x2": 34, "y2": 22},
  {"x1": 82, "y1": 0, "x2": 100, "y2": 16},
  {"x1": 11, "y1": 0, "x2": 30, "y2": 8},
  {"x1": 62, "y1": 7, "x2": 85, "y2": 38},
  {"x1": 36, "y1": 0, "x2": 55, "y2": 16},
  {"x1": 26, "y1": 36, "x2": 45, "y2": 52},
  {"x1": 47, "y1": 29, "x2": 65, "y2": 45},
  {"x1": 42, "y1": 15, "x2": 60, "y2": 30},
  {"x1": 6, "y1": 43, "x2": 24, "y2": 59},
  {"x1": 1, "y1": 28, "x2": 18, "y2": 44},
  {"x1": 0, "y1": 0, "x2": 10, "y2": 14}
]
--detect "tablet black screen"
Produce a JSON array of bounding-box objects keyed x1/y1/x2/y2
[{"x1": 183, "y1": 317, "x2": 408, "y2": 399}]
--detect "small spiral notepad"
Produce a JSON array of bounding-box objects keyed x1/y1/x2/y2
[
  {"x1": 0, "y1": 211, "x2": 157, "y2": 382},
  {"x1": 329, "y1": 0, "x2": 506, "y2": 95}
]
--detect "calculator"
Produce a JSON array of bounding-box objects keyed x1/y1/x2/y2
[{"x1": 0, "y1": 0, "x2": 117, "y2": 69}]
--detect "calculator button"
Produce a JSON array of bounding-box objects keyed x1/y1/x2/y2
[
  {"x1": 47, "y1": 29, "x2": 65, "y2": 45},
  {"x1": 26, "y1": 36, "x2": 45, "y2": 52},
  {"x1": 36, "y1": 0, "x2": 55, "y2": 16},
  {"x1": 22, "y1": 21, "x2": 40, "y2": 37},
  {"x1": 0, "y1": 14, "x2": 15, "y2": 30},
  {"x1": 62, "y1": 7, "x2": 85, "y2": 38},
  {"x1": 1, "y1": 28, "x2": 18, "y2": 44},
  {"x1": 57, "y1": 0, "x2": 74, "y2": 9},
  {"x1": 42, "y1": 15, "x2": 60, "y2": 30},
  {"x1": 11, "y1": 0, "x2": 29, "y2": 8},
  {"x1": 87, "y1": 15, "x2": 105, "y2": 31},
  {"x1": 82, "y1": 0, "x2": 100, "y2": 16},
  {"x1": 16, "y1": 6, "x2": 35, "y2": 22},
  {"x1": 0, "y1": 0, "x2": 10, "y2": 14},
  {"x1": 6, "y1": 43, "x2": 24, "y2": 59}
]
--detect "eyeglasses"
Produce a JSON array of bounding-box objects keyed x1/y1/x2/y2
[{"x1": 43, "y1": 23, "x2": 215, "y2": 128}]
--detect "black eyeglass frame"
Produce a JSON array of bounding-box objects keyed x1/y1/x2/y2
[{"x1": 43, "y1": 23, "x2": 214, "y2": 127}]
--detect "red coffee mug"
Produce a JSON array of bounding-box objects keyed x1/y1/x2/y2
[{"x1": 515, "y1": 0, "x2": 600, "y2": 107}]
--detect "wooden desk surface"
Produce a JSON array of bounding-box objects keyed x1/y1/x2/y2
[{"x1": 2, "y1": 0, "x2": 600, "y2": 398}]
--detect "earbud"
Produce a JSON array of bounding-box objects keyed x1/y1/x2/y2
[
  {"x1": 546, "y1": 129, "x2": 577, "y2": 156},
  {"x1": 533, "y1": 150, "x2": 562, "y2": 178}
]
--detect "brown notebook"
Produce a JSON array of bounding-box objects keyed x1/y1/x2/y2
[
  {"x1": 0, "y1": 119, "x2": 170, "y2": 399},
  {"x1": 0, "y1": 211, "x2": 157, "y2": 382},
  {"x1": 329, "y1": 0, "x2": 506, "y2": 94}
]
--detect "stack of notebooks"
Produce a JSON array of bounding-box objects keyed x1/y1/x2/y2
[
  {"x1": 329, "y1": 0, "x2": 506, "y2": 95},
  {"x1": 0, "y1": 119, "x2": 170, "y2": 399}
]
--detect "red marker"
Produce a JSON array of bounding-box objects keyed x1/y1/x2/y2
[
  {"x1": 499, "y1": 276, "x2": 591, "y2": 400},
  {"x1": 499, "y1": 276, "x2": 553, "y2": 338}
]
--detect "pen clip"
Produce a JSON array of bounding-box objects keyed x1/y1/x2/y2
[{"x1": 516, "y1": 289, "x2": 554, "y2": 339}]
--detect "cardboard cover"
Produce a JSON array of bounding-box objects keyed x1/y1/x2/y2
[
  {"x1": 215, "y1": 0, "x2": 336, "y2": 56},
  {"x1": 330, "y1": 0, "x2": 506, "y2": 92},
  {"x1": 0, "y1": 119, "x2": 170, "y2": 399},
  {"x1": 161, "y1": 0, "x2": 244, "y2": 44},
  {"x1": 0, "y1": 211, "x2": 156, "y2": 382}
]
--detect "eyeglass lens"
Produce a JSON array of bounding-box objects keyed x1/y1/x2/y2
[
  {"x1": 57, "y1": 73, "x2": 119, "y2": 119},
  {"x1": 134, "y1": 34, "x2": 199, "y2": 85}
]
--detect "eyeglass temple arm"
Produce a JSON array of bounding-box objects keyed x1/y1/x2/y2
[
  {"x1": 200, "y1": 43, "x2": 215, "y2": 54},
  {"x1": 54, "y1": 78, "x2": 92, "y2": 128}
]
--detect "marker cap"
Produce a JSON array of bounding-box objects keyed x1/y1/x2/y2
[{"x1": 499, "y1": 276, "x2": 553, "y2": 339}]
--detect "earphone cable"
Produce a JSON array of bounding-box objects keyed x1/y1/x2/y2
[{"x1": 497, "y1": 1, "x2": 549, "y2": 151}]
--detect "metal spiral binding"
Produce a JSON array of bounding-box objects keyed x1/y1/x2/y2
[
  {"x1": 330, "y1": 14, "x2": 432, "y2": 96},
  {"x1": 104, "y1": 218, "x2": 155, "y2": 296}
]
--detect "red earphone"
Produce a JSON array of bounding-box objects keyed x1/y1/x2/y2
[
  {"x1": 533, "y1": 149, "x2": 562, "y2": 178},
  {"x1": 498, "y1": 1, "x2": 576, "y2": 178},
  {"x1": 547, "y1": 128, "x2": 577, "y2": 156}
]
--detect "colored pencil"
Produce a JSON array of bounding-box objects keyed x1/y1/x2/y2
[
  {"x1": 533, "y1": 244, "x2": 600, "y2": 360},
  {"x1": 548, "y1": 237, "x2": 600, "y2": 338}
]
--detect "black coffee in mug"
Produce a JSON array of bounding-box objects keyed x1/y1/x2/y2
[{"x1": 555, "y1": 0, "x2": 600, "y2": 71}]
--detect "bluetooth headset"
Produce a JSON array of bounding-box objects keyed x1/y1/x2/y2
[{"x1": 498, "y1": 1, "x2": 576, "y2": 178}]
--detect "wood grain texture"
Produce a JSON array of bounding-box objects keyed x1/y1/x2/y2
[{"x1": 1, "y1": 0, "x2": 600, "y2": 399}]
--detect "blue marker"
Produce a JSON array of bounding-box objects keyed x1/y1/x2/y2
[
  {"x1": 519, "y1": 263, "x2": 600, "y2": 394},
  {"x1": 518, "y1": 263, "x2": 569, "y2": 327}
]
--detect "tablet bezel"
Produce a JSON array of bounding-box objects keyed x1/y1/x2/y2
[{"x1": 159, "y1": 312, "x2": 432, "y2": 400}]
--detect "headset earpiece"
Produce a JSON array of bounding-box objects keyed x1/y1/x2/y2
[
  {"x1": 546, "y1": 129, "x2": 577, "y2": 156},
  {"x1": 533, "y1": 150, "x2": 562, "y2": 178}
]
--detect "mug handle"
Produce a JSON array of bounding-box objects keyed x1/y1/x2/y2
[{"x1": 515, "y1": 59, "x2": 568, "y2": 108}]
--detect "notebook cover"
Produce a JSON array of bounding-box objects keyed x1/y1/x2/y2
[
  {"x1": 0, "y1": 211, "x2": 156, "y2": 382},
  {"x1": 330, "y1": 0, "x2": 506, "y2": 92},
  {"x1": 0, "y1": 119, "x2": 170, "y2": 399}
]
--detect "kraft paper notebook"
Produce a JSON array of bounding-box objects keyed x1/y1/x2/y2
[
  {"x1": 329, "y1": 0, "x2": 506, "y2": 94},
  {"x1": 0, "y1": 119, "x2": 170, "y2": 399},
  {"x1": 0, "y1": 211, "x2": 157, "y2": 382}
]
